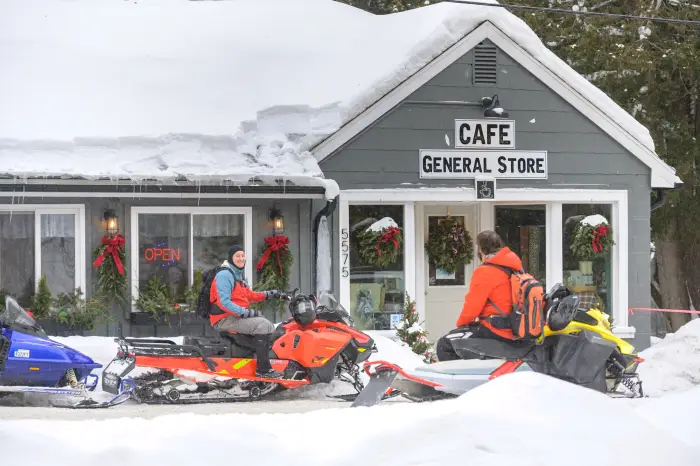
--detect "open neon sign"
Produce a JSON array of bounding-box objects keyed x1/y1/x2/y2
[{"x1": 144, "y1": 242, "x2": 181, "y2": 267}]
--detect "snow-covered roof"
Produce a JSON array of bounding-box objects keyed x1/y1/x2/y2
[{"x1": 0, "y1": 0, "x2": 678, "y2": 191}]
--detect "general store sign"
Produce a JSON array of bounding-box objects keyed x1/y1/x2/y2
[
  {"x1": 419, "y1": 150, "x2": 548, "y2": 179},
  {"x1": 455, "y1": 119, "x2": 515, "y2": 149}
]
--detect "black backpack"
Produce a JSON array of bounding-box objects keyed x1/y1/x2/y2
[{"x1": 195, "y1": 266, "x2": 236, "y2": 319}]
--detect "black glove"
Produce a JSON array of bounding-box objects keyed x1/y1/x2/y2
[
  {"x1": 246, "y1": 309, "x2": 262, "y2": 318},
  {"x1": 264, "y1": 290, "x2": 281, "y2": 300}
]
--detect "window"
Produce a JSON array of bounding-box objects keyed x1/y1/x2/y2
[
  {"x1": 495, "y1": 205, "x2": 547, "y2": 287},
  {"x1": 0, "y1": 206, "x2": 84, "y2": 307},
  {"x1": 131, "y1": 207, "x2": 251, "y2": 306},
  {"x1": 348, "y1": 205, "x2": 405, "y2": 331},
  {"x1": 562, "y1": 204, "x2": 613, "y2": 313}
]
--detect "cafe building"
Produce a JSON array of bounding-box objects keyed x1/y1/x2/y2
[{"x1": 315, "y1": 23, "x2": 681, "y2": 349}]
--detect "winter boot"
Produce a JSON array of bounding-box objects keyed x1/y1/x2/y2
[{"x1": 253, "y1": 335, "x2": 284, "y2": 379}]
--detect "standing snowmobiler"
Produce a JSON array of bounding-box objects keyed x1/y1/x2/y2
[
  {"x1": 208, "y1": 245, "x2": 283, "y2": 378},
  {"x1": 436, "y1": 230, "x2": 544, "y2": 361}
]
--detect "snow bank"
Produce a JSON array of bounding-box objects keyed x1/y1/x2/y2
[
  {"x1": 0, "y1": 372, "x2": 696, "y2": 466},
  {"x1": 0, "y1": 0, "x2": 668, "y2": 186},
  {"x1": 637, "y1": 319, "x2": 700, "y2": 396},
  {"x1": 630, "y1": 385, "x2": 700, "y2": 447}
]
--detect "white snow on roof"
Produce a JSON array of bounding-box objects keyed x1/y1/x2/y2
[{"x1": 0, "y1": 0, "x2": 665, "y2": 188}]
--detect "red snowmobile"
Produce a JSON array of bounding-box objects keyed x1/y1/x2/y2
[{"x1": 102, "y1": 291, "x2": 393, "y2": 404}]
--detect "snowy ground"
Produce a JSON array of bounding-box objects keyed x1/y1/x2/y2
[{"x1": 1, "y1": 326, "x2": 699, "y2": 464}]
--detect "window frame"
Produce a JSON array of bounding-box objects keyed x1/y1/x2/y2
[
  {"x1": 0, "y1": 204, "x2": 86, "y2": 296},
  {"x1": 130, "y1": 206, "x2": 253, "y2": 309},
  {"x1": 339, "y1": 188, "x2": 630, "y2": 338},
  {"x1": 338, "y1": 200, "x2": 416, "y2": 330}
]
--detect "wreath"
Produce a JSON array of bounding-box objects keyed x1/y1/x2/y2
[
  {"x1": 252, "y1": 235, "x2": 294, "y2": 315},
  {"x1": 426, "y1": 217, "x2": 474, "y2": 274},
  {"x1": 92, "y1": 233, "x2": 128, "y2": 304},
  {"x1": 357, "y1": 218, "x2": 403, "y2": 268},
  {"x1": 570, "y1": 215, "x2": 615, "y2": 261}
]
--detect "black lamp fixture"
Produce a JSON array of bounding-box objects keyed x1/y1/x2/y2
[
  {"x1": 103, "y1": 209, "x2": 119, "y2": 235},
  {"x1": 269, "y1": 206, "x2": 285, "y2": 235},
  {"x1": 481, "y1": 94, "x2": 510, "y2": 119}
]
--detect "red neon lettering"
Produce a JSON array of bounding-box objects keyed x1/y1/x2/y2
[{"x1": 143, "y1": 247, "x2": 181, "y2": 262}]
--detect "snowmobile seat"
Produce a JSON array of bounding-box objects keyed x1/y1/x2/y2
[
  {"x1": 451, "y1": 336, "x2": 536, "y2": 361},
  {"x1": 414, "y1": 358, "x2": 529, "y2": 376}
]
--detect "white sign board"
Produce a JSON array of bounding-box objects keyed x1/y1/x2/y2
[
  {"x1": 454, "y1": 119, "x2": 515, "y2": 149},
  {"x1": 419, "y1": 150, "x2": 547, "y2": 179}
]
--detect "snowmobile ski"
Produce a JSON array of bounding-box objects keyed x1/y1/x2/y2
[{"x1": 0, "y1": 376, "x2": 135, "y2": 409}]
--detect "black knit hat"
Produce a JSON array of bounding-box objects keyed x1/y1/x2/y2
[{"x1": 227, "y1": 245, "x2": 245, "y2": 262}]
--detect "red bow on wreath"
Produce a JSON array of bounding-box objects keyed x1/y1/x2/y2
[
  {"x1": 93, "y1": 234, "x2": 126, "y2": 275},
  {"x1": 256, "y1": 235, "x2": 290, "y2": 276},
  {"x1": 591, "y1": 225, "x2": 610, "y2": 253},
  {"x1": 376, "y1": 226, "x2": 400, "y2": 256}
]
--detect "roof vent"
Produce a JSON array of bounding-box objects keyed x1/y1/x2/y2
[{"x1": 473, "y1": 43, "x2": 498, "y2": 85}]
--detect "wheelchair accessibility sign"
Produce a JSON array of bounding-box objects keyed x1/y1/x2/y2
[{"x1": 476, "y1": 178, "x2": 496, "y2": 200}]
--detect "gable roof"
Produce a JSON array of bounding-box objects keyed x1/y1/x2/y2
[{"x1": 311, "y1": 23, "x2": 680, "y2": 189}]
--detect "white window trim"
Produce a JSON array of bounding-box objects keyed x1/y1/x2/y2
[
  {"x1": 339, "y1": 189, "x2": 632, "y2": 338},
  {"x1": 338, "y1": 199, "x2": 416, "y2": 325},
  {"x1": 0, "y1": 204, "x2": 86, "y2": 297},
  {"x1": 130, "y1": 206, "x2": 253, "y2": 310}
]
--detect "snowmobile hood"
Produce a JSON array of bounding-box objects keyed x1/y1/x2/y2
[
  {"x1": 483, "y1": 247, "x2": 523, "y2": 270},
  {"x1": 8, "y1": 330, "x2": 101, "y2": 367}
]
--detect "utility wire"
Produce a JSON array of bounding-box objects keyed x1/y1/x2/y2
[{"x1": 441, "y1": 0, "x2": 700, "y2": 26}]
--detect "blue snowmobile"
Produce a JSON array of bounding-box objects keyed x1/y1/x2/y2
[{"x1": 0, "y1": 294, "x2": 134, "y2": 408}]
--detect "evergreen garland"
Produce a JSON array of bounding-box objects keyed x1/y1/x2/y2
[
  {"x1": 92, "y1": 234, "x2": 128, "y2": 305},
  {"x1": 252, "y1": 235, "x2": 294, "y2": 316},
  {"x1": 425, "y1": 217, "x2": 474, "y2": 274},
  {"x1": 357, "y1": 223, "x2": 402, "y2": 268}
]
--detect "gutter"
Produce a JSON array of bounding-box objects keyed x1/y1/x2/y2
[
  {"x1": 312, "y1": 196, "x2": 339, "y2": 293},
  {"x1": 651, "y1": 179, "x2": 684, "y2": 212}
]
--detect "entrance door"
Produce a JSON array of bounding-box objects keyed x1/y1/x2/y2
[{"x1": 423, "y1": 205, "x2": 478, "y2": 339}]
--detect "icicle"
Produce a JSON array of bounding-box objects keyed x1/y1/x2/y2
[{"x1": 316, "y1": 216, "x2": 332, "y2": 295}]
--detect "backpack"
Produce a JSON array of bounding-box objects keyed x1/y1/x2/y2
[
  {"x1": 483, "y1": 263, "x2": 545, "y2": 341},
  {"x1": 195, "y1": 266, "x2": 236, "y2": 320}
]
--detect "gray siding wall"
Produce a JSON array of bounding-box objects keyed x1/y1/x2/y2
[
  {"x1": 0, "y1": 195, "x2": 314, "y2": 337},
  {"x1": 319, "y1": 40, "x2": 653, "y2": 348}
]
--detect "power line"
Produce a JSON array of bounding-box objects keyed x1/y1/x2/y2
[{"x1": 441, "y1": 0, "x2": 700, "y2": 26}]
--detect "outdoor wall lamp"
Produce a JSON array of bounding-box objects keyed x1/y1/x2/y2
[
  {"x1": 269, "y1": 206, "x2": 285, "y2": 235},
  {"x1": 103, "y1": 209, "x2": 119, "y2": 235},
  {"x1": 481, "y1": 94, "x2": 510, "y2": 118}
]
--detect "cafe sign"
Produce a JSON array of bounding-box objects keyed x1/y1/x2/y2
[
  {"x1": 455, "y1": 119, "x2": 515, "y2": 149},
  {"x1": 419, "y1": 150, "x2": 548, "y2": 179}
]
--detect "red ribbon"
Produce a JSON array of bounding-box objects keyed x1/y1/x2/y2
[
  {"x1": 591, "y1": 225, "x2": 610, "y2": 253},
  {"x1": 93, "y1": 234, "x2": 125, "y2": 275},
  {"x1": 376, "y1": 226, "x2": 400, "y2": 256},
  {"x1": 256, "y1": 235, "x2": 290, "y2": 275}
]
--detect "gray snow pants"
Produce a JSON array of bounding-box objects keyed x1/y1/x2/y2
[{"x1": 214, "y1": 315, "x2": 275, "y2": 335}]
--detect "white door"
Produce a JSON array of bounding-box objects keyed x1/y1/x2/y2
[{"x1": 423, "y1": 205, "x2": 478, "y2": 339}]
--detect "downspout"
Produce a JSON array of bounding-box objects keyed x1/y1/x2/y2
[
  {"x1": 650, "y1": 188, "x2": 668, "y2": 212},
  {"x1": 312, "y1": 196, "x2": 338, "y2": 293}
]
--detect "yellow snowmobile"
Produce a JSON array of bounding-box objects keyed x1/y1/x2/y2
[{"x1": 352, "y1": 283, "x2": 645, "y2": 407}]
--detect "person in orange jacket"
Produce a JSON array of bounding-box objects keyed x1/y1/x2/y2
[
  {"x1": 210, "y1": 245, "x2": 283, "y2": 378},
  {"x1": 436, "y1": 230, "x2": 523, "y2": 361}
]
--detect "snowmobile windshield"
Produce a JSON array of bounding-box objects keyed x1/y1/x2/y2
[
  {"x1": 317, "y1": 291, "x2": 355, "y2": 327},
  {"x1": 1, "y1": 296, "x2": 39, "y2": 330}
]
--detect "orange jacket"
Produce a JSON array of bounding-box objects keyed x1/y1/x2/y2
[
  {"x1": 456, "y1": 247, "x2": 523, "y2": 339},
  {"x1": 209, "y1": 268, "x2": 265, "y2": 326}
]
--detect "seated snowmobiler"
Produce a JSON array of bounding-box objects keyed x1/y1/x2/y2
[
  {"x1": 209, "y1": 245, "x2": 283, "y2": 379},
  {"x1": 436, "y1": 230, "x2": 541, "y2": 361}
]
